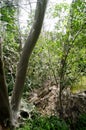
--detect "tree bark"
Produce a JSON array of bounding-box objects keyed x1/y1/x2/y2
[{"x1": 11, "y1": 0, "x2": 48, "y2": 121}]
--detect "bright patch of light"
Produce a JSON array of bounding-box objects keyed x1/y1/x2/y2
[{"x1": 19, "y1": 0, "x2": 72, "y2": 32}]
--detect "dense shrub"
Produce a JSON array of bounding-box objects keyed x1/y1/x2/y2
[
  {"x1": 18, "y1": 115, "x2": 69, "y2": 130},
  {"x1": 75, "y1": 113, "x2": 86, "y2": 130}
]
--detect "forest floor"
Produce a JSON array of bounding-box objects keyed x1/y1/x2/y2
[
  {"x1": 27, "y1": 83, "x2": 86, "y2": 121},
  {"x1": 16, "y1": 81, "x2": 86, "y2": 129}
]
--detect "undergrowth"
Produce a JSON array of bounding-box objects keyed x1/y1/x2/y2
[
  {"x1": 18, "y1": 115, "x2": 68, "y2": 130},
  {"x1": 17, "y1": 113, "x2": 86, "y2": 130}
]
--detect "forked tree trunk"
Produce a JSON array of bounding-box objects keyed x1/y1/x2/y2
[
  {"x1": 11, "y1": 0, "x2": 48, "y2": 125},
  {"x1": 0, "y1": 0, "x2": 48, "y2": 129}
]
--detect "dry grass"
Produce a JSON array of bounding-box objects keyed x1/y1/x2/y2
[{"x1": 72, "y1": 76, "x2": 86, "y2": 93}]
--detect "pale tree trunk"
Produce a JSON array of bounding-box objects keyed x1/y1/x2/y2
[{"x1": 11, "y1": 0, "x2": 48, "y2": 124}]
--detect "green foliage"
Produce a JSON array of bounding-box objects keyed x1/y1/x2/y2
[
  {"x1": 24, "y1": 27, "x2": 86, "y2": 92},
  {"x1": 18, "y1": 125, "x2": 30, "y2": 130},
  {"x1": 0, "y1": 0, "x2": 86, "y2": 95},
  {"x1": 25, "y1": 35, "x2": 64, "y2": 90},
  {"x1": 54, "y1": 3, "x2": 70, "y2": 17},
  {"x1": 17, "y1": 114, "x2": 86, "y2": 130},
  {"x1": 75, "y1": 113, "x2": 86, "y2": 130},
  {"x1": 3, "y1": 40, "x2": 19, "y2": 95},
  {"x1": 0, "y1": 1, "x2": 16, "y2": 31},
  {"x1": 65, "y1": 113, "x2": 86, "y2": 130},
  {"x1": 70, "y1": 0, "x2": 86, "y2": 32},
  {"x1": 17, "y1": 116, "x2": 69, "y2": 130},
  {"x1": 0, "y1": 1, "x2": 21, "y2": 95},
  {"x1": 17, "y1": 112, "x2": 86, "y2": 130},
  {"x1": 3, "y1": 32, "x2": 20, "y2": 95}
]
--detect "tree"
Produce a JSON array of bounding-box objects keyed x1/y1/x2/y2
[
  {"x1": 50, "y1": 0, "x2": 86, "y2": 117},
  {"x1": 61, "y1": 0, "x2": 85, "y2": 117},
  {"x1": 0, "y1": 0, "x2": 48, "y2": 129}
]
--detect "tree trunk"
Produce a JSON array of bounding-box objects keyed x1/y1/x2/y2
[
  {"x1": 59, "y1": 81, "x2": 63, "y2": 118},
  {"x1": 0, "y1": 38, "x2": 12, "y2": 129},
  {"x1": 11, "y1": 0, "x2": 48, "y2": 123},
  {"x1": 58, "y1": 49, "x2": 68, "y2": 118}
]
